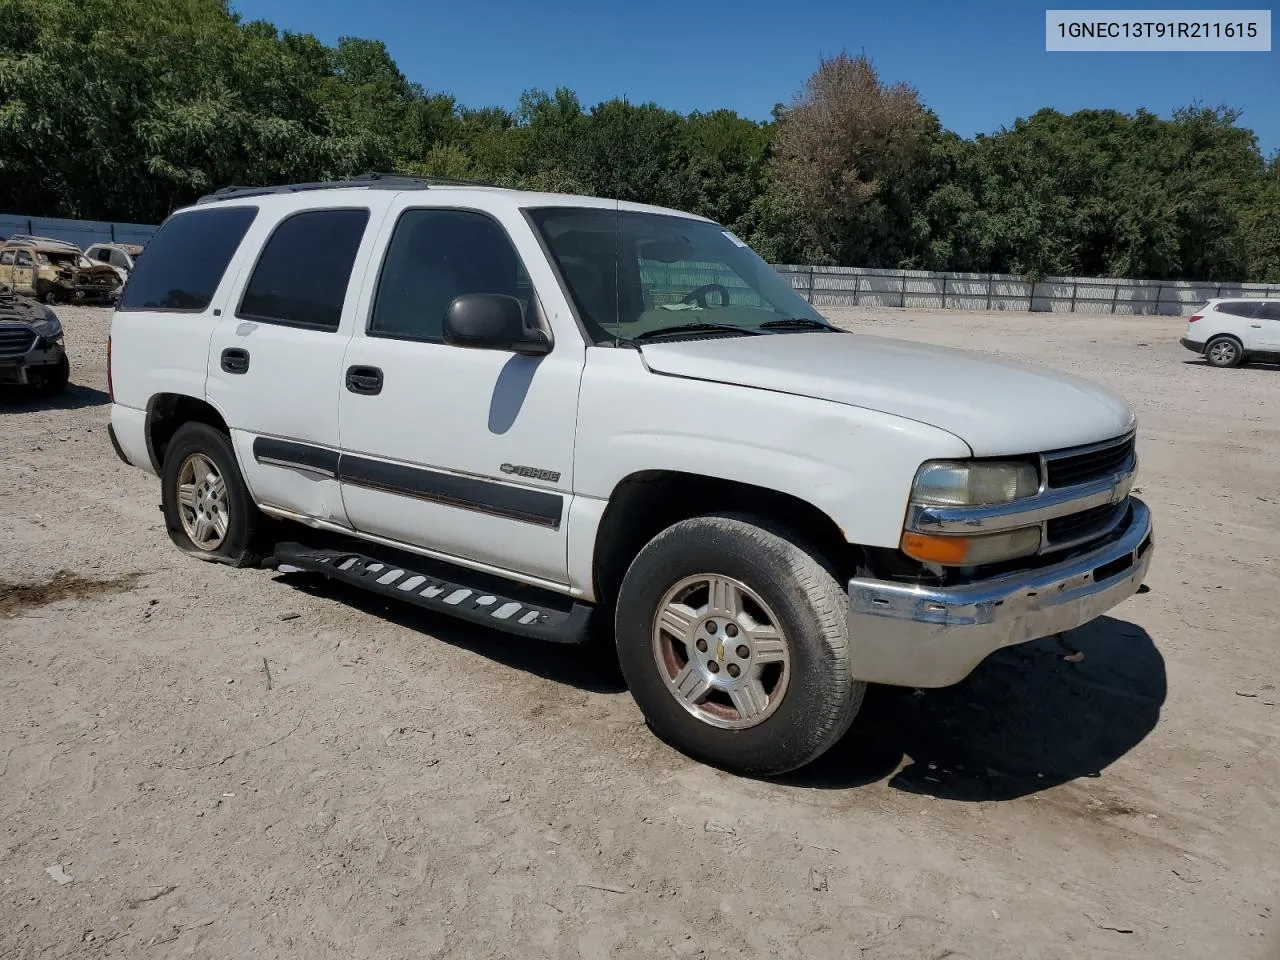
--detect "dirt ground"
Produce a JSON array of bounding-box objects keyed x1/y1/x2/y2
[{"x1": 1, "y1": 304, "x2": 1277, "y2": 960}]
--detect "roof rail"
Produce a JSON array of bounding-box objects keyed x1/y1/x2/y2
[
  {"x1": 3, "y1": 234, "x2": 82, "y2": 249},
  {"x1": 195, "y1": 172, "x2": 504, "y2": 205}
]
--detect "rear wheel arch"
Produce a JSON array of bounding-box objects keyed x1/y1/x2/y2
[
  {"x1": 591, "y1": 470, "x2": 863, "y2": 608},
  {"x1": 145, "y1": 393, "x2": 231, "y2": 472}
]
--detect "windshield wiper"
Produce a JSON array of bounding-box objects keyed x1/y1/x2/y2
[
  {"x1": 629, "y1": 323, "x2": 761, "y2": 342},
  {"x1": 757, "y1": 318, "x2": 839, "y2": 332}
]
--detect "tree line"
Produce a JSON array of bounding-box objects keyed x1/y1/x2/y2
[{"x1": 2, "y1": 0, "x2": 1276, "y2": 281}]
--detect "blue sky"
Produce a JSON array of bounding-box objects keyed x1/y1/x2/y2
[{"x1": 234, "y1": 0, "x2": 1279, "y2": 155}]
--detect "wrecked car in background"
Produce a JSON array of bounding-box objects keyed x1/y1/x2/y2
[
  {"x1": 0, "y1": 235, "x2": 121, "y2": 304},
  {"x1": 85, "y1": 242, "x2": 144, "y2": 282},
  {"x1": 0, "y1": 289, "x2": 69, "y2": 395}
]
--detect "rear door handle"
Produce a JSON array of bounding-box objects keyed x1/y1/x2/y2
[
  {"x1": 220, "y1": 348, "x2": 250, "y2": 374},
  {"x1": 345, "y1": 365, "x2": 383, "y2": 395}
]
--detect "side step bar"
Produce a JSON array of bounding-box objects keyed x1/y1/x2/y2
[{"x1": 272, "y1": 542, "x2": 593, "y2": 644}]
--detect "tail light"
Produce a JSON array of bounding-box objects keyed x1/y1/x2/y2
[
  {"x1": 1188, "y1": 314, "x2": 1202, "y2": 323},
  {"x1": 106, "y1": 335, "x2": 113, "y2": 402}
]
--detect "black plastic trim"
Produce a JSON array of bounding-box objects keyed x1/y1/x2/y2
[
  {"x1": 250, "y1": 437, "x2": 562, "y2": 529},
  {"x1": 107, "y1": 422, "x2": 132, "y2": 466},
  {"x1": 340, "y1": 454, "x2": 563, "y2": 529},
  {"x1": 252, "y1": 436, "x2": 340, "y2": 477}
]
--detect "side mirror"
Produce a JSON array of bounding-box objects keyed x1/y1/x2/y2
[{"x1": 442, "y1": 293, "x2": 550, "y2": 356}]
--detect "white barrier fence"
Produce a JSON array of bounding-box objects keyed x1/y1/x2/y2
[{"x1": 773, "y1": 265, "x2": 1280, "y2": 316}]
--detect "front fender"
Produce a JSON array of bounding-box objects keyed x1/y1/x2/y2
[{"x1": 574, "y1": 350, "x2": 970, "y2": 550}]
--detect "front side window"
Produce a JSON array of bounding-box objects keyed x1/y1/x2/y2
[
  {"x1": 527, "y1": 207, "x2": 826, "y2": 344},
  {"x1": 369, "y1": 209, "x2": 534, "y2": 342},
  {"x1": 237, "y1": 208, "x2": 370, "y2": 331},
  {"x1": 14, "y1": 250, "x2": 32, "y2": 267},
  {"x1": 118, "y1": 206, "x2": 258, "y2": 312}
]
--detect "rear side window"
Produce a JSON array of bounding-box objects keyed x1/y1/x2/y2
[
  {"x1": 1217, "y1": 300, "x2": 1261, "y2": 318},
  {"x1": 118, "y1": 207, "x2": 257, "y2": 312},
  {"x1": 237, "y1": 209, "x2": 370, "y2": 331}
]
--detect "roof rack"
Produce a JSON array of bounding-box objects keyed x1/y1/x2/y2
[
  {"x1": 195, "y1": 172, "x2": 504, "y2": 205},
  {"x1": 3, "y1": 234, "x2": 82, "y2": 250}
]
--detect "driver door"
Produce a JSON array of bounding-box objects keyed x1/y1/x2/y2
[{"x1": 11, "y1": 248, "x2": 36, "y2": 296}]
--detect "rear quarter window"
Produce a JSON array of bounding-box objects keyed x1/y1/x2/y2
[{"x1": 117, "y1": 206, "x2": 258, "y2": 312}]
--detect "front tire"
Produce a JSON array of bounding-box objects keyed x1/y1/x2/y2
[
  {"x1": 1205, "y1": 335, "x2": 1244, "y2": 368},
  {"x1": 160, "y1": 422, "x2": 266, "y2": 567},
  {"x1": 615, "y1": 514, "x2": 864, "y2": 776}
]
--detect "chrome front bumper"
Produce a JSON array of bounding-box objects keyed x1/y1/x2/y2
[{"x1": 847, "y1": 497, "x2": 1153, "y2": 688}]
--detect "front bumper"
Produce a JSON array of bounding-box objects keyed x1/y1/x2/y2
[
  {"x1": 847, "y1": 497, "x2": 1153, "y2": 687},
  {"x1": 0, "y1": 337, "x2": 66, "y2": 385},
  {"x1": 1179, "y1": 337, "x2": 1204, "y2": 355}
]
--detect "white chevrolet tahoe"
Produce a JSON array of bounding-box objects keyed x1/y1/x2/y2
[{"x1": 107, "y1": 176, "x2": 1154, "y2": 775}]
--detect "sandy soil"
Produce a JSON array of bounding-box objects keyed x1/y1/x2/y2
[{"x1": 1, "y1": 305, "x2": 1277, "y2": 960}]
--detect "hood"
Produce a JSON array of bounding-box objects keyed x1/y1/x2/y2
[
  {"x1": 637, "y1": 331, "x2": 1135, "y2": 456},
  {"x1": 0, "y1": 293, "x2": 48, "y2": 326}
]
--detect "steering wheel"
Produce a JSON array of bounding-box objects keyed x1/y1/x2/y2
[{"x1": 681, "y1": 283, "x2": 730, "y2": 308}]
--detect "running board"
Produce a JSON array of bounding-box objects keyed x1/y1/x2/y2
[{"x1": 272, "y1": 542, "x2": 593, "y2": 644}]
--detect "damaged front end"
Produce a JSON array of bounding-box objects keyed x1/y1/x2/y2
[{"x1": 40, "y1": 256, "x2": 121, "y2": 304}]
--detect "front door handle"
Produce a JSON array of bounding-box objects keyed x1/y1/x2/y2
[
  {"x1": 221, "y1": 348, "x2": 250, "y2": 374},
  {"x1": 345, "y1": 365, "x2": 383, "y2": 395}
]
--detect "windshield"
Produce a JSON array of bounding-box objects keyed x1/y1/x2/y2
[
  {"x1": 527, "y1": 207, "x2": 826, "y2": 343},
  {"x1": 46, "y1": 251, "x2": 93, "y2": 268}
]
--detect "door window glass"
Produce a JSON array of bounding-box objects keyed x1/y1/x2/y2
[
  {"x1": 237, "y1": 208, "x2": 370, "y2": 331},
  {"x1": 369, "y1": 209, "x2": 533, "y2": 342}
]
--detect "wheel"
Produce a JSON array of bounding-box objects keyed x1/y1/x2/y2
[
  {"x1": 39, "y1": 286, "x2": 60, "y2": 306},
  {"x1": 1205, "y1": 335, "x2": 1243, "y2": 368},
  {"x1": 615, "y1": 514, "x2": 864, "y2": 776},
  {"x1": 160, "y1": 422, "x2": 266, "y2": 567},
  {"x1": 31, "y1": 354, "x2": 69, "y2": 397}
]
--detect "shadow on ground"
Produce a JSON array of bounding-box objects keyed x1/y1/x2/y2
[
  {"x1": 0, "y1": 382, "x2": 110, "y2": 410},
  {"x1": 273, "y1": 547, "x2": 1164, "y2": 799},
  {"x1": 782, "y1": 615, "x2": 1166, "y2": 800},
  {"x1": 275, "y1": 570, "x2": 626, "y2": 695}
]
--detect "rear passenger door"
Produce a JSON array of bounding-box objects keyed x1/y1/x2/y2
[
  {"x1": 1256, "y1": 301, "x2": 1280, "y2": 350},
  {"x1": 206, "y1": 203, "x2": 381, "y2": 527}
]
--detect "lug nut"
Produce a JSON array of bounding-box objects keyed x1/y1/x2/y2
[
  {"x1": 695, "y1": 638, "x2": 708, "y2": 653},
  {"x1": 707, "y1": 661, "x2": 720, "y2": 674},
  {"x1": 725, "y1": 623, "x2": 738, "y2": 637},
  {"x1": 706, "y1": 620, "x2": 717, "y2": 633},
  {"x1": 726, "y1": 663, "x2": 740, "y2": 678},
  {"x1": 737, "y1": 645, "x2": 750, "y2": 659}
]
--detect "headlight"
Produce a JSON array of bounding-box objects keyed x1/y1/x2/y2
[
  {"x1": 902, "y1": 459, "x2": 1042, "y2": 566},
  {"x1": 32, "y1": 313, "x2": 62, "y2": 340},
  {"x1": 912, "y1": 460, "x2": 1039, "y2": 506}
]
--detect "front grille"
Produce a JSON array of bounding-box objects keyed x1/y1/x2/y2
[
  {"x1": 0, "y1": 327, "x2": 36, "y2": 358},
  {"x1": 1046, "y1": 502, "x2": 1124, "y2": 547},
  {"x1": 1045, "y1": 434, "x2": 1135, "y2": 488}
]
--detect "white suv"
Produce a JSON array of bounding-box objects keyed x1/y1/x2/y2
[
  {"x1": 1180, "y1": 298, "x2": 1280, "y2": 368},
  {"x1": 107, "y1": 176, "x2": 1154, "y2": 775}
]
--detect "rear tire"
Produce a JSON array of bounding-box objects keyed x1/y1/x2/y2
[
  {"x1": 1205, "y1": 335, "x2": 1244, "y2": 368},
  {"x1": 160, "y1": 422, "x2": 266, "y2": 567},
  {"x1": 615, "y1": 514, "x2": 864, "y2": 776}
]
